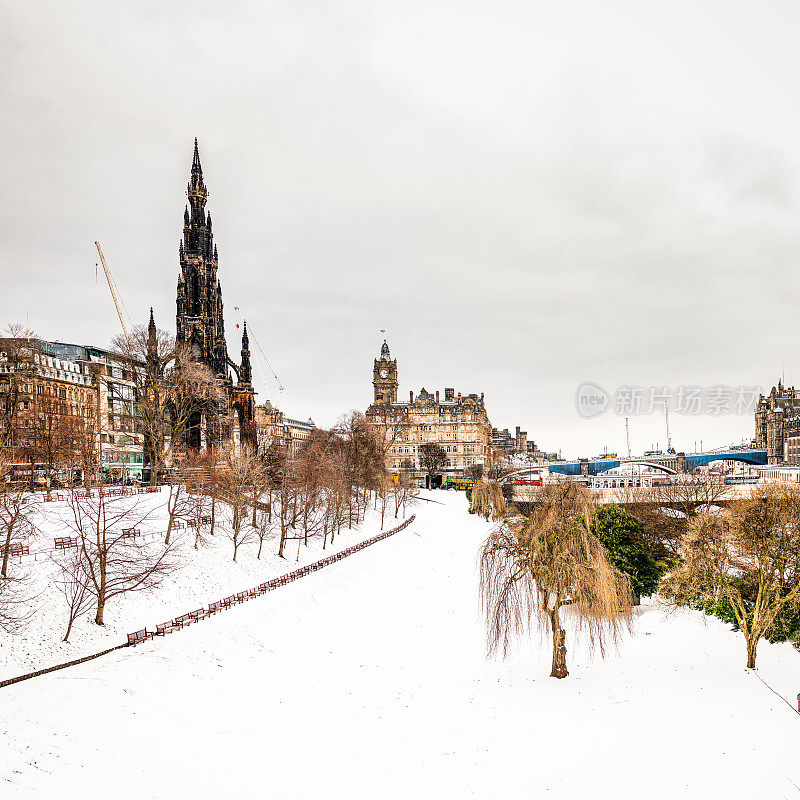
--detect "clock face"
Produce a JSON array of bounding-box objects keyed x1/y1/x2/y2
[{"x1": 380, "y1": 369, "x2": 388, "y2": 378}]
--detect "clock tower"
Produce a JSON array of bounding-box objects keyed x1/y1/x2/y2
[{"x1": 373, "y1": 340, "x2": 398, "y2": 404}]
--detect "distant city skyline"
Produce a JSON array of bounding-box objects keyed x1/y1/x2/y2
[{"x1": 3, "y1": 2, "x2": 800, "y2": 458}]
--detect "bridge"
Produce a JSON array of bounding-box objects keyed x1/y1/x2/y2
[{"x1": 544, "y1": 446, "x2": 768, "y2": 477}]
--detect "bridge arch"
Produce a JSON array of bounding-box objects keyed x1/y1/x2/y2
[{"x1": 594, "y1": 460, "x2": 678, "y2": 476}]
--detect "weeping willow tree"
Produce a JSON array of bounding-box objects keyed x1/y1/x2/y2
[
  {"x1": 480, "y1": 480, "x2": 633, "y2": 678},
  {"x1": 470, "y1": 480, "x2": 507, "y2": 521}
]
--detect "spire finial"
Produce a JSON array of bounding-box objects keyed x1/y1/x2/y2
[{"x1": 187, "y1": 139, "x2": 207, "y2": 209}]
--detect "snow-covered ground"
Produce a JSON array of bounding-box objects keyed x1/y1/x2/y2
[
  {"x1": 0, "y1": 487, "x2": 410, "y2": 679},
  {"x1": 2, "y1": 490, "x2": 799, "y2": 799}
]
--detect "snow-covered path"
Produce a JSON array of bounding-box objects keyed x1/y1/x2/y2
[{"x1": 3, "y1": 491, "x2": 799, "y2": 799}]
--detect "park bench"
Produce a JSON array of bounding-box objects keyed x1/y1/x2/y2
[
  {"x1": 220, "y1": 597, "x2": 234, "y2": 609},
  {"x1": 121, "y1": 528, "x2": 141, "y2": 538},
  {"x1": 208, "y1": 601, "x2": 223, "y2": 615},
  {"x1": 127, "y1": 628, "x2": 150, "y2": 646},
  {"x1": 7, "y1": 543, "x2": 29, "y2": 556},
  {"x1": 155, "y1": 621, "x2": 176, "y2": 635},
  {"x1": 200, "y1": 515, "x2": 212, "y2": 524},
  {"x1": 234, "y1": 592, "x2": 247, "y2": 603},
  {"x1": 189, "y1": 608, "x2": 207, "y2": 622},
  {"x1": 173, "y1": 613, "x2": 194, "y2": 629},
  {"x1": 172, "y1": 520, "x2": 186, "y2": 529},
  {"x1": 54, "y1": 536, "x2": 78, "y2": 550}
]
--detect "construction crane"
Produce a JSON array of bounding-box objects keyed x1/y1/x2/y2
[
  {"x1": 233, "y1": 305, "x2": 284, "y2": 406},
  {"x1": 95, "y1": 241, "x2": 134, "y2": 360}
]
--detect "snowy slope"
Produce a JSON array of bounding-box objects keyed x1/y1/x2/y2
[
  {"x1": 2, "y1": 490, "x2": 799, "y2": 799},
  {"x1": 0, "y1": 488, "x2": 410, "y2": 679}
]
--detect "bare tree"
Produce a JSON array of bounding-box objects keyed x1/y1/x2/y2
[
  {"x1": 465, "y1": 463, "x2": 484, "y2": 483},
  {"x1": 219, "y1": 442, "x2": 267, "y2": 561},
  {"x1": 419, "y1": 443, "x2": 446, "y2": 489},
  {"x1": 0, "y1": 458, "x2": 37, "y2": 578},
  {"x1": 254, "y1": 510, "x2": 275, "y2": 559},
  {"x1": 487, "y1": 458, "x2": 513, "y2": 483},
  {"x1": 662, "y1": 483, "x2": 800, "y2": 669},
  {"x1": 0, "y1": 572, "x2": 35, "y2": 635},
  {"x1": 110, "y1": 326, "x2": 224, "y2": 486},
  {"x1": 164, "y1": 478, "x2": 188, "y2": 546},
  {"x1": 651, "y1": 474, "x2": 730, "y2": 520},
  {"x1": 0, "y1": 325, "x2": 39, "y2": 451},
  {"x1": 64, "y1": 488, "x2": 177, "y2": 625},
  {"x1": 480, "y1": 480, "x2": 633, "y2": 679},
  {"x1": 52, "y1": 547, "x2": 93, "y2": 642}
]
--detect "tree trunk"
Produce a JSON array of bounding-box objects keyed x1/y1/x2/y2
[
  {"x1": 63, "y1": 613, "x2": 76, "y2": 642},
  {"x1": 549, "y1": 607, "x2": 569, "y2": 679},
  {"x1": 746, "y1": 635, "x2": 758, "y2": 669},
  {"x1": 1, "y1": 529, "x2": 11, "y2": 578},
  {"x1": 95, "y1": 596, "x2": 106, "y2": 625},
  {"x1": 278, "y1": 522, "x2": 287, "y2": 558}
]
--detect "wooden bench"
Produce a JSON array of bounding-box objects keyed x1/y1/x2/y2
[
  {"x1": 54, "y1": 536, "x2": 78, "y2": 550},
  {"x1": 127, "y1": 628, "x2": 150, "y2": 646},
  {"x1": 220, "y1": 597, "x2": 234, "y2": 609},
  {"x1": 208, "y1": 601, "x2": 223, "y2": 615},
  {"x1": 7, "y1": 543, "x2": 29, "y2": 556},
  {"x1": 200, "y1": 516, "x2": 212, "y2": 524},
  {"x1": 121, "y1": 528, "x2": 141, "y2": 538},
  {"x1": 189, "y1": 608, "x2": 207, "y2": 622},
  {"x1": 155, "y1": 621, "x2": 176, "y2": 635},
  {"x1": 172, "y1": 520, "x2": 186, "y2": 529},
  {"x1": 173, "y1": 613, "x2": 194, "y2": 629}
]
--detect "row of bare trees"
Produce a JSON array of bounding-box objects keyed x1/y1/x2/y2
[
  {"x1": 0, "y1": 406, "x2": 413, "y2": 642},
  {"x1": 182, "y1": 412, "x2": 413, "y2": 563}
]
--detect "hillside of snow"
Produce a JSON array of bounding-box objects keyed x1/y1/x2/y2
[{"x1": 2, "y1": 490, "x2": 799, "y2": 799}]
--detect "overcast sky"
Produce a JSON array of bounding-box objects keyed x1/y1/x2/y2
[{"x1": 2, "y1": 1, "x2": 799, "y2": 458}]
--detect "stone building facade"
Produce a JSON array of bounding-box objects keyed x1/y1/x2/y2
[
  {"x1": 755, "y1": 381, "x2": 800, "y2": 464},
  {"x1": 492, "y1": 425, "x2": 528, "y2": 455},
  {"x1": 366, "y1": 340, "x2": 492, "y2": 483},
  {"x1": 255, "y1": 401, "x2": 316, "y2": 459},
  {"x1": 0, "y1": 338, "x2": 145, "y2": 482}
]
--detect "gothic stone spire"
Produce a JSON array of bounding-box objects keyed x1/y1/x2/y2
[
  {"x1": 240, "y1": 321, "x2": 252, "y2": 385},
  {"x1": 176, "y1": 139, "x2": 228, "y2": 378}
]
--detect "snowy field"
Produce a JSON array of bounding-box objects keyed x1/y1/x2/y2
[
  {"x1": 0, "y1": 487, "x2": 407, "y2": 679},
  {"x1": 2, "y1": 490, "x2": 799, "y2": 799}
]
